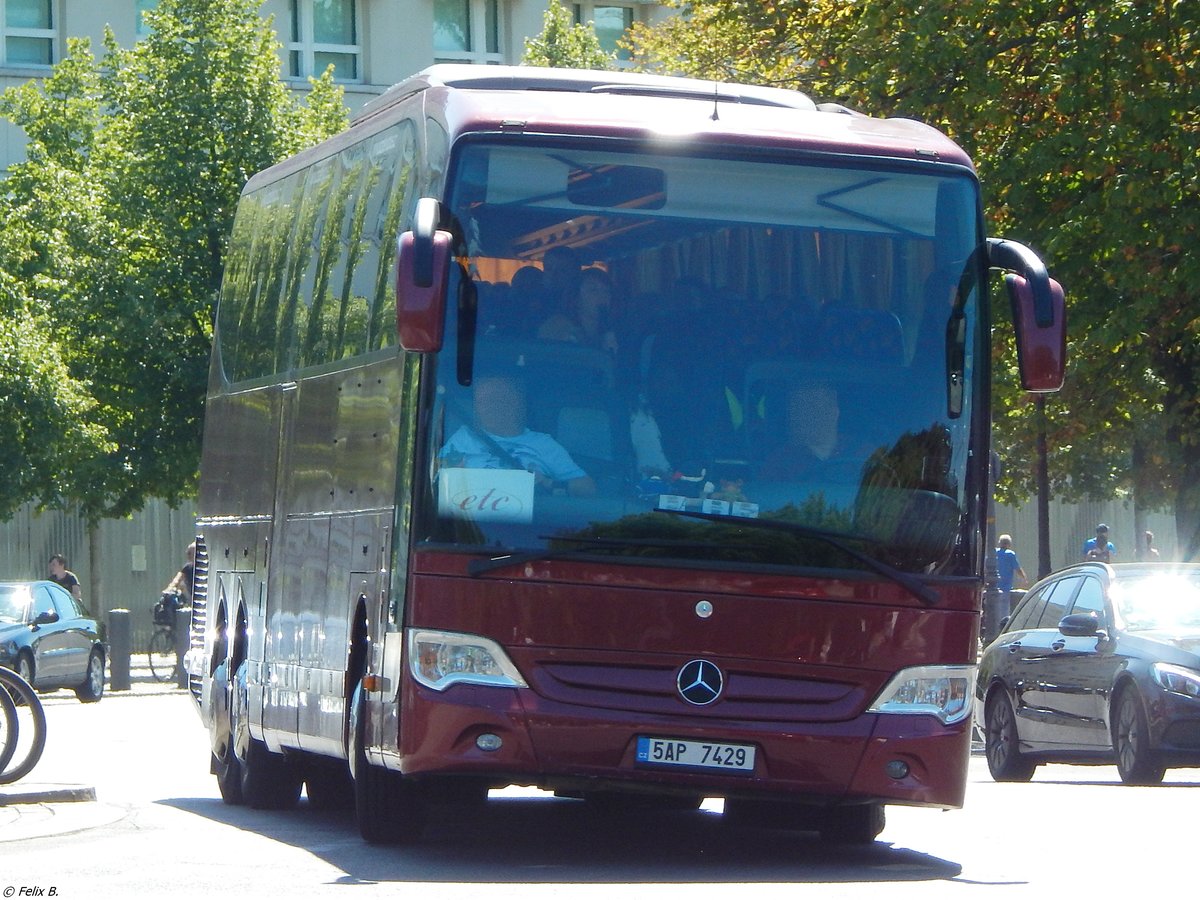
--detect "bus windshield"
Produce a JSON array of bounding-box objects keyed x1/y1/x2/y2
[{"x1": 417, "y1": 138, "x2": 983, "y2": 575}]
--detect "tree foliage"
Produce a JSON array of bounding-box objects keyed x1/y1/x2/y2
[
  {"x1": 629, "y1": 1, "x2": 1200, "y2": 553},
  {"x1": 0, "y1": 0, "x2": 347, "y2": 525},
  {"x1": 523, "y1": 0, "x2": 616, "y2": 69}
]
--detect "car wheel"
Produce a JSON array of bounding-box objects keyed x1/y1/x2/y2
[
  {"x1": 1114, "y1": 688, "x2": 1165, "y2": 785},
  {"x1": 984, "y1": 690, "x2": 1036, "y2": 782},
  {"x1": 74, "y1": 650, "x2": 105, "y2": 703},
  {"x1": 15, "y1": 652, "x2": 34, "y2": 690}
]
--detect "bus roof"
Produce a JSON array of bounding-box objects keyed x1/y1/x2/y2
[{"x1": 353, "y1": 64, "x2": 974, "y2": 170}]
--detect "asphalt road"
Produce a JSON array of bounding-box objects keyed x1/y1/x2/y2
[{"x1": 2, "y1": 679, "x2": 1196, "y2": 898}]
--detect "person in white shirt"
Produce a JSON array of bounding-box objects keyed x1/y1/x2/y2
[{"x1": 440, "y1": 373, "x2": 596, "y2": 497}]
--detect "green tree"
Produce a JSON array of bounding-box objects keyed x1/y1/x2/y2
[
  {"x1": 630, "y1": 1, "x2": 1200, "y2": 555},
  {"x1": 0, "y1": 0, "x2": 347, "y2": 599},
  {"x1": 522, "y1": 0, "x2": 616, "y2": 69}
]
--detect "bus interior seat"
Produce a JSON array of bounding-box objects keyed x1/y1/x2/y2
[{"x1": 556, "y1": 405, "x2": 616, "y2": 463}]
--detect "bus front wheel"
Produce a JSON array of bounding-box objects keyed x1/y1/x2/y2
[{"x1": 351, "y1": 689, "x2": 425, "y2": 844}]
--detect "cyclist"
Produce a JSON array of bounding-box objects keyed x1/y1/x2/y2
[{"x1": 161, "y1": 542, "x2": 196, "y2": 606}]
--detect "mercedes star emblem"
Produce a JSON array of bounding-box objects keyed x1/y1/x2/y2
[{"x1": 676, "y1": 659, "x2": 724, "y2": 706}]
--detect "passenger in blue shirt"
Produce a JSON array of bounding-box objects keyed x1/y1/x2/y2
[{"x1": 996, "y1": 534, "x2": 1027, "y2": 611}]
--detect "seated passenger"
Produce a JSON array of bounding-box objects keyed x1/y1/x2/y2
[
  {"x1": 758, "y1": 382, "x2": 867, "y2": 481},
  {"x1": 538, "y1": 266, "x2": 619, "y2": 354},
  {"x1": 439, "y1": 372, "x2": 597, "y2": 497}
]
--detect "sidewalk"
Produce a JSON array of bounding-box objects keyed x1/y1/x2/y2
[{"x1": 0, "y1": 661, "x2": 187, "y2": 840}]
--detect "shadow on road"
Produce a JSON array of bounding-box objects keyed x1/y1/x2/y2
[{"x1": 160, "y1": 793, "x2": 963, "y2": 885}]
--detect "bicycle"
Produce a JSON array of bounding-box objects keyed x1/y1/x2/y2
[{"x1": 148, "y1": 592, "x2": 188, "y2": 683}]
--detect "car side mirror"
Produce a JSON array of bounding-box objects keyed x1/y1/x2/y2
[
  {"x1": 1059, "y1": 612, "x2": 1103, "y2": 638},
  {"x1": 33, "y1": 610, "x2": 59, "y2": 626}
]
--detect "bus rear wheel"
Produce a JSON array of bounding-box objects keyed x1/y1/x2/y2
[
  {"x1": 239, "y1": 736, "x2": 302, "y2": 810},
  {"x1": 231, "y1": 661, "x2": 301, "y2": 810}
]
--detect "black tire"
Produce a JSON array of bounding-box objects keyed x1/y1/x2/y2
[
  {"x1": 211, "y1": 661, "x2": 244, "y2": 804},
  {"x1": 147, "y1": 629, "x2": 176, "y2": 683},
  {"x1": 352, "y1": 692, "x2": 425, "y2": 844},
  {"x1": 819, "y1": 804, "x2": 886, "y2": 845},
  {"x1": 0, "y1": 682, "x2": 18, "y2": 776},
  {"x1": 984, "y1": 690, "x2": 1037, "y2": 782},
  {"x1": 305, "y1": 764, "x2": 355, "y2": 811},
  {"x1": 230, "y1": 662, "x2": 301, "y2": 810},
  {"x1": 15, "y1": 653, "x2": 35, "y2": 695},
  {"x1": 74, "y1": 650, "x2": 105, "y2": 703},
  {"x1": 0, "y1": 667, "x2": 47, "y2": 784},
  {"x1": 1114, "y1": 688, "x2": 1166, "y2": 785},
  {"x1": 239, "y1": 736, "x2": 303, "y2": 810}
]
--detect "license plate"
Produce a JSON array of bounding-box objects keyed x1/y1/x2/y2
[{"x1": 636, "y1": 736, "x2": 756, "y2": 773}]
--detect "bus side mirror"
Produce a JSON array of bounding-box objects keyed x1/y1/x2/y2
[
  {"x1": 396, "y1": 197, "x2": 452, "y2": 352},
  {"x1": 1007, "y1": 273, "x2": 1066, "y2": 392}
]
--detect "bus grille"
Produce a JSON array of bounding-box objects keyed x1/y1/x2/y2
[
  {"x1": 528, "y1": 659, "x2": 868, "y2": 723},
  {"x1": 187, "y1": 536, "x2": 208, "y2": 702}
]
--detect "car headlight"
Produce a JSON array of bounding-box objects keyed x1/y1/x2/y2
[
  {"x1": 1152, "y1": 662, "x2": 1200, "y2": 698},
  {"x1": 868, "y1": 665, "x2": 976, "y2": 725},
  {"x1": 407, "y1": 629, "x2": 527, "y2": 692}
]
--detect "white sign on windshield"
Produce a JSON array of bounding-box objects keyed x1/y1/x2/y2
[{"x1": 437, "y1": 468, "x2": 536, "y2": 523}]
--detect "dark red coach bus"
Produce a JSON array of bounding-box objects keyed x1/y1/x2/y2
[{"x1": 186, "y1": 65, "x2": 1065, "y2": 845}]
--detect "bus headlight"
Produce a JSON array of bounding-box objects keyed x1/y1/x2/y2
[
  {"x1": 868, "y1": 665, "x2": 976, "y2": 725},
  {"x1": 407, "y1": 629, "x2": 528, "y2": 692}
]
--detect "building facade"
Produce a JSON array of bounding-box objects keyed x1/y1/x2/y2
[{"x1": 0, "y1": 0, "x2": 671, "y2": 168}]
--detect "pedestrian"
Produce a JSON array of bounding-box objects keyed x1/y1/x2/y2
[
  {"x1": 1082, "y1": 523, "x2": 1116, "y2": 562},
  {"x1": 1136, "y1": 530, "x2": 1161, "y2": 561},
  {"x1": 996, "y1": 534, "x2": 1028, "y2": 613},
  {"x1": 47, "y1": 553, "x2": 82, "y2": 600}
]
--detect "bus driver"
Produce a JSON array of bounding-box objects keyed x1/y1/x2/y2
[{"x1": 439, "y1": 373, "x2": 597, "y2": 497}]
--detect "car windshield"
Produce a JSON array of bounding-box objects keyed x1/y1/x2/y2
[
  {"x1": 416, "y1": 138, "x2": 985, "y2": 576},
  {"x1": 0, "y1": 585, "x2": 30, "y2": 624},
  {"x1": 1113, "y1": 572, "x2": 1200, "y2": 632}
]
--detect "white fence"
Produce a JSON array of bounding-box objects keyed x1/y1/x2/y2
[{"x1": 0, "y1": 499, "x2": 197, "y2": 651}]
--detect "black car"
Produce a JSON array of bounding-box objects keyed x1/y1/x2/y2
[
  {"x1": 0, "y1": 580, "x2": 105, "y2": 703},
  {"x1": 978, "y1": 562, "x2": 1200, "y2": 784}
]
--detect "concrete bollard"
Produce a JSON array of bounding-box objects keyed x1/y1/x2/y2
[
  {"x1": 174, "y1": 606, "x2": 191, "y2": 690},
  {"x1": 109, "y1": 608, "x2": 131, "y2": 692}
]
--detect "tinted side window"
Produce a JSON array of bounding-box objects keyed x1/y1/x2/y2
[
  {"x1": 1007, "y1": 585, "x2": 1049, "y2": 632},
  {"x1": 1037, "y1": 576, "x2": 1082, "y2": 628},
  {"x1": 31, "y1": 586, "x2": 58, "y2": 620},
  {"x1": 1069, "y1": 576, "x2": 1107, "y2": 625},
  {"x1": 46, "y1": 584, "x2": 77, "y2": 618}
]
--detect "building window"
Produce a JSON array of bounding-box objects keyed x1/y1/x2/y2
[
  {"x1": 288, "y1": 0, "x2": 361, "y2": 82},
  {"x1": 3, "y1": 0, "x2": 54, "y2": 67},
  {"x1": 434, "y1": 0, "x2": 502, "y2": 64},
  {"x1": 136, "y1": 0, "x2": 159, "y2": 36},
  {"x1": 573, "y1": 3, "x2": 634, "y2": 61}
]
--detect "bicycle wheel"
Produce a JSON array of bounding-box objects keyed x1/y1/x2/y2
[{"x1": 147, "y1": 628, "x2": 177, "y2": 683}]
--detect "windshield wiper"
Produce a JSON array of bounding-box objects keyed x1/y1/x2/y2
[
  {"x1": 659, "y1": 510, "x2": 940, "y2": 606},
  {"x1": 468, "y1": 535, "x2": 725, "y2": 577}
]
